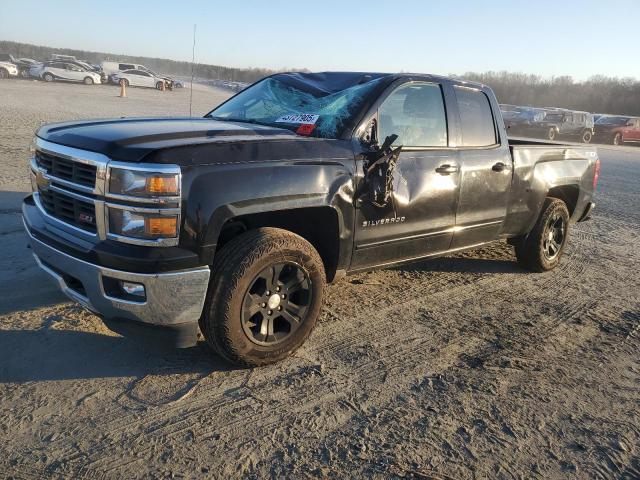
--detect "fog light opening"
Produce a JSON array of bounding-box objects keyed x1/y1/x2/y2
[{"x1": 121, "y1": 281, "x2": 146, "y2": 298}]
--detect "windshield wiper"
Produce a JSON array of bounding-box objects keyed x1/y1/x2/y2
[{"x1": 207, "y1": 116, "x2": 268, "y2": 127}]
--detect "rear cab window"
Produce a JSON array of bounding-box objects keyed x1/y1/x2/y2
[{"x1": 453, "y1": 86, "x2": 498, "y2": 147}]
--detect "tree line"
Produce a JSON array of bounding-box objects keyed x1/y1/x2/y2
[
  {"x1": 3, "y1": 40, "x2": 639, "y2": 115},
  {"x1": 459, "y1": 71, "x2": 640, "y2": 116}
]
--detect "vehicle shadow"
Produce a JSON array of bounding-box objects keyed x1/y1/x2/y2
[
  {"x1": 0, "y1": 329, "x2": 231, "y2": 383},
  {"x1": 0, "y1": 190, "x2": 68, "y2": 316},
  {"x1": 391, "y1": 253, "x2": 526, "y2": 275}
]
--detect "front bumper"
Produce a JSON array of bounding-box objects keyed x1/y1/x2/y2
[{"x1": 24, "y1": 214, "x2": 210, "y2": 347}]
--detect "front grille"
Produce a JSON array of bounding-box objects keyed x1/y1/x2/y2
[
  {"x1": 38, "y1": 188, "x2": 97, "y2": 233},
  {"x1": 36, "y1": 151, "x2": 97, "y2": 188}
]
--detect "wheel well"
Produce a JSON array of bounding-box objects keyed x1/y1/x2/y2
[
  {"x1": 548, "y1": 185, "x2": 579, "y2": 216},
  {"x1": 216, "y1": 207, "x2": 341, "y2": 282}
]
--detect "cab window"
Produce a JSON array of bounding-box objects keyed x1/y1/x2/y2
[
  {"x1": 378, "y1": 82, "x2": 448, "y2": 147},
  {"x1": 454, "y1": 86, "x2": 497, "y2": 147}
]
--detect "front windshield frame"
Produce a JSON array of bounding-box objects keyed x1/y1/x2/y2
[{"x1": 205, "y1": 74, "x2": 391, "y2": 140}]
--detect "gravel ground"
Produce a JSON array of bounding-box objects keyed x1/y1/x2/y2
[{"x1": 0, "y1": 80, "x2": 639, "y2": 479}]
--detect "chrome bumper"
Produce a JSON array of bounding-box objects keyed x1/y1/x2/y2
[{"x1": 25, "y1": 221, "x2": 210, "y2": 327}]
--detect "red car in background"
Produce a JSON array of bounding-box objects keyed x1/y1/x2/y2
[{"x1": 593, "y1": 116, "x2": 640, "y2": 145}]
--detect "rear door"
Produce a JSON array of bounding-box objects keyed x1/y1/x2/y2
[
  {"x1": 64, "y1": 63, "x2": 84, "y2": 81},
  {"x1": 352, "y1": 80, "x2": 461, "y2": 269},
  {"x1": 629, "y1": 118, "x2": 640, "y2": 141},
  {"x1": 449, "y1": 85, "x2": 512, "y2": 249},
  {"x1": 138, "y1": 71, "x2": 155, "y2": 87}
]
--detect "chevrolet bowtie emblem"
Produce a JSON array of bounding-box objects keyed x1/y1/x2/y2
[{"x1": 35, "y1": 170, "x2": 51, "y2": 191}]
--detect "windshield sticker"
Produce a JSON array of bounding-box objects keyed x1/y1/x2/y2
[
  {"x1": 275, "y1": 114, "x2": 319, "y2": 125},
  {"x1": 296, "y1": 124, "x2": 316, "y2": 136}
]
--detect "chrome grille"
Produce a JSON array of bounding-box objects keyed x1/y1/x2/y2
[
  {"x1": 38, "y1": 187, "x2": 97, "y2": 233},
  {"x1": 36, "y1": 150, "x2": 97, "y2": 188}
]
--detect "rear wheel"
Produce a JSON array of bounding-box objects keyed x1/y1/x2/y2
[
  {"x1": 200, "y1": 228, "x2": 325, "y2": 367},
  {"x1": 43, "y1": 72, "x2": 54, "y2": 82},
  {"x1": 581, "y1": 129, "x2": 592, "y2": 143},
  {"x1": 514, "y1": 197, "x2": 570, "y2": 272},
  {"x1": 613, "y1": 132, "x2": 623, "y2": 145},
  {"x1": 83, "y1": 76, "x2": 94, "y2": 85},
  {"x1": 547, "y1": 127, "x2": 558, "y2": 141}
]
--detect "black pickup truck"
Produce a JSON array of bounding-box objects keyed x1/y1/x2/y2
[{"x1": 23, "y1": 72, "x2": 599, "y2": 366}]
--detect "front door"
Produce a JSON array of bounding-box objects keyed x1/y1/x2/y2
[
  {"x1": 351, "y1": 81, "x2": 461, "y2": 270},
  {"x1": 449, "y1": 86, "x2": 511, "y2": 249}
]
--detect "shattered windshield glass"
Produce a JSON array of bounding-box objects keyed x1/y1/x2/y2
[{"x1": 206, "y1": 76, "x2": 385, "y2": 138}]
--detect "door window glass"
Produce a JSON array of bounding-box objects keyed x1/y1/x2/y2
[
  {"x1": 378, "y1": 83, "x2": 447, "y2": 147},
  {"x1": 454, "y1": 86, "x2": 497, "y2": 146}
]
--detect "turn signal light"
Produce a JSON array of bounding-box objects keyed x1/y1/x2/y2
[
  {"x1": 146, "y1": 176, "x2": 179, "y2": 195},
  {"x1": 145, "y1": 217, "x2": 177, "y2": 236}
]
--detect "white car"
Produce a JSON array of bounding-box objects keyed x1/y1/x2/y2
[
  {"x1": 112, "y1": 69, "x2": 165, "y2": 89},
  {"x1": 0, "y1": 61, "x2": 19, "y2": 79},
  {"x1": 32, "y1": 61, "x2": 102, "y2": 85}
]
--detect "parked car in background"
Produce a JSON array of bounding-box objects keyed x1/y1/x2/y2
[
  {"x1": 593, "y1": 115, "x2": 640, "y2": 145},
  {"x1": 30, "y1": 61, "x2": 102, "y2": 84},
  {"x1": 538, "y1": 109, "x2": 594, "y2": 143},
  {"x1": 0, "y1": 60, "x2": 19, "y2": 79},
  {"x1": 501, "y1": 105, "x2": 547, "y2": 138},
  {"x1": 111, "y1": 69, "x2": 165, "y2": 89},
  {"x1": 0, "y1": 54, "x2": 32, "y2": 77},
  {"x1": 50, "y1": 54, "x2": 77, "y2": 62}
]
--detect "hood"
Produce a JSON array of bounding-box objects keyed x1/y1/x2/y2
[{"x1": 36, "y1": 117, "x2": 300, "y2": 162}]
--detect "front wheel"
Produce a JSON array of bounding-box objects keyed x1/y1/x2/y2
[
  {"x1": 156, "y1": 81, "x2": 164, "y2": 90},
  {"x1": 200, "y1": 227, "x2": 326, "y2": 367},
  {"x1": 514, "y1": 197, "x2": 570, "y2": 272},
  {"x1": 581, "y1": 130, "x2": 592, "y2": 143},
  {"x1": 548, "y1": 127, "x2": 558, "y2": 141},
  {"x1": 0, "y1": 68, "x2": 8, "y2": 79},
  {"x1": 43, "y1": 72, "x2": 54, "y2": 82},
  {"x1": 613, "y1": 132, "x2": 623, "y2": 145},
  {"x1": 83, "y1": 76, "x2": 94, "y2": 85}
]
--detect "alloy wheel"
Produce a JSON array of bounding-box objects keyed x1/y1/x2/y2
[
  {"x1": 241, "y1": 262, "x2": 312, "y2": 346},
  {"x1": 542, "y1": 213, "x2": 565, "y2": 261}
]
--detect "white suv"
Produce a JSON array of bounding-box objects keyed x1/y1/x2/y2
[
  {"x1": 0, "y1": 61, "x2": 19, "y2": 79},
  {"x1": 32, "y1": 61, "x2": 102, "y2": 85},
  {"x1": 112, "y1": 69, "x2": 165, "y2": 89}
]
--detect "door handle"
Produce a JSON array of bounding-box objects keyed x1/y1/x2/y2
[
  {"x1": 435, "y1": 164, "x2": 459, "y2": 175},
  {"x1": 492, "y1": 162, "x2": 507, "y2": 172}
]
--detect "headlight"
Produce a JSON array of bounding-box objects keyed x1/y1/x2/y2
[
  {"x1": 108, "y1": 167, "x2": 180, "y2": 198},
  {"x1": 108, "y1": 207, "x2": 179, "y2": 241}
]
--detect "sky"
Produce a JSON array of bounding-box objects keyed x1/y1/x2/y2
[{"x1": 1, "y1": 0, "x2": 638, "y2": 80}]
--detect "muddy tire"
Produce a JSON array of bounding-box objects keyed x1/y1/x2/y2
[
  {"x1": 613, "y1": 132, "x2": 623, "y2": 146},
  {"x1": 581, "y1": 129, "x2": 592, "y2": 143},
  {"x1": 514, "y1": 198, "x2": 570, "y2": 272},
  {"x1": 43, "y1": 72, "x2": 54, "y2": 82},
  {"x1": 200, "y1": 227, "x2": 325, "y2": 367}
]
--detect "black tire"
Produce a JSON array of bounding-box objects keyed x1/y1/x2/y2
[
  {"x1": 0, "y1": 68, "x2": 8, "y2": 79},
  {"x1": 514, "y1": 197, "x2": 570, "y2": 272},
  {"x1": 156, "y1": 81, "x2": 163, "y2": 90},
  {"x1": 43, "y1": 72, "x2": 54, "y2": 82},
  {"x1": 200, "y1": 227, "x2": 326, "y2": 367},
  {"x1": 613, "y1": 132, "x2": 623, "y2": 146},
  {"x1": 548, "y1": 127, "x2": 557, "y2": 141},
  {"x1": 581, "y1": 130, "x2": 592, "y2": 143},
  {"x1": 83, "y1": 76, "x2": 94, "y2": 85}
]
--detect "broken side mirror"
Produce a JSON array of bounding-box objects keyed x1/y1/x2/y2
[{"x1": 362, "y1": 134, "x2": 402, "y2": 208}]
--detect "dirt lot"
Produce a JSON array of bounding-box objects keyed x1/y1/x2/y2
[{"x1": 0, "y1": 80, "x2": 639, "y2": 479}]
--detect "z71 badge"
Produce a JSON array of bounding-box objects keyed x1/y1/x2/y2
[{"x1": 362, "y1": 216, "x2": 405, "y2": 228}]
